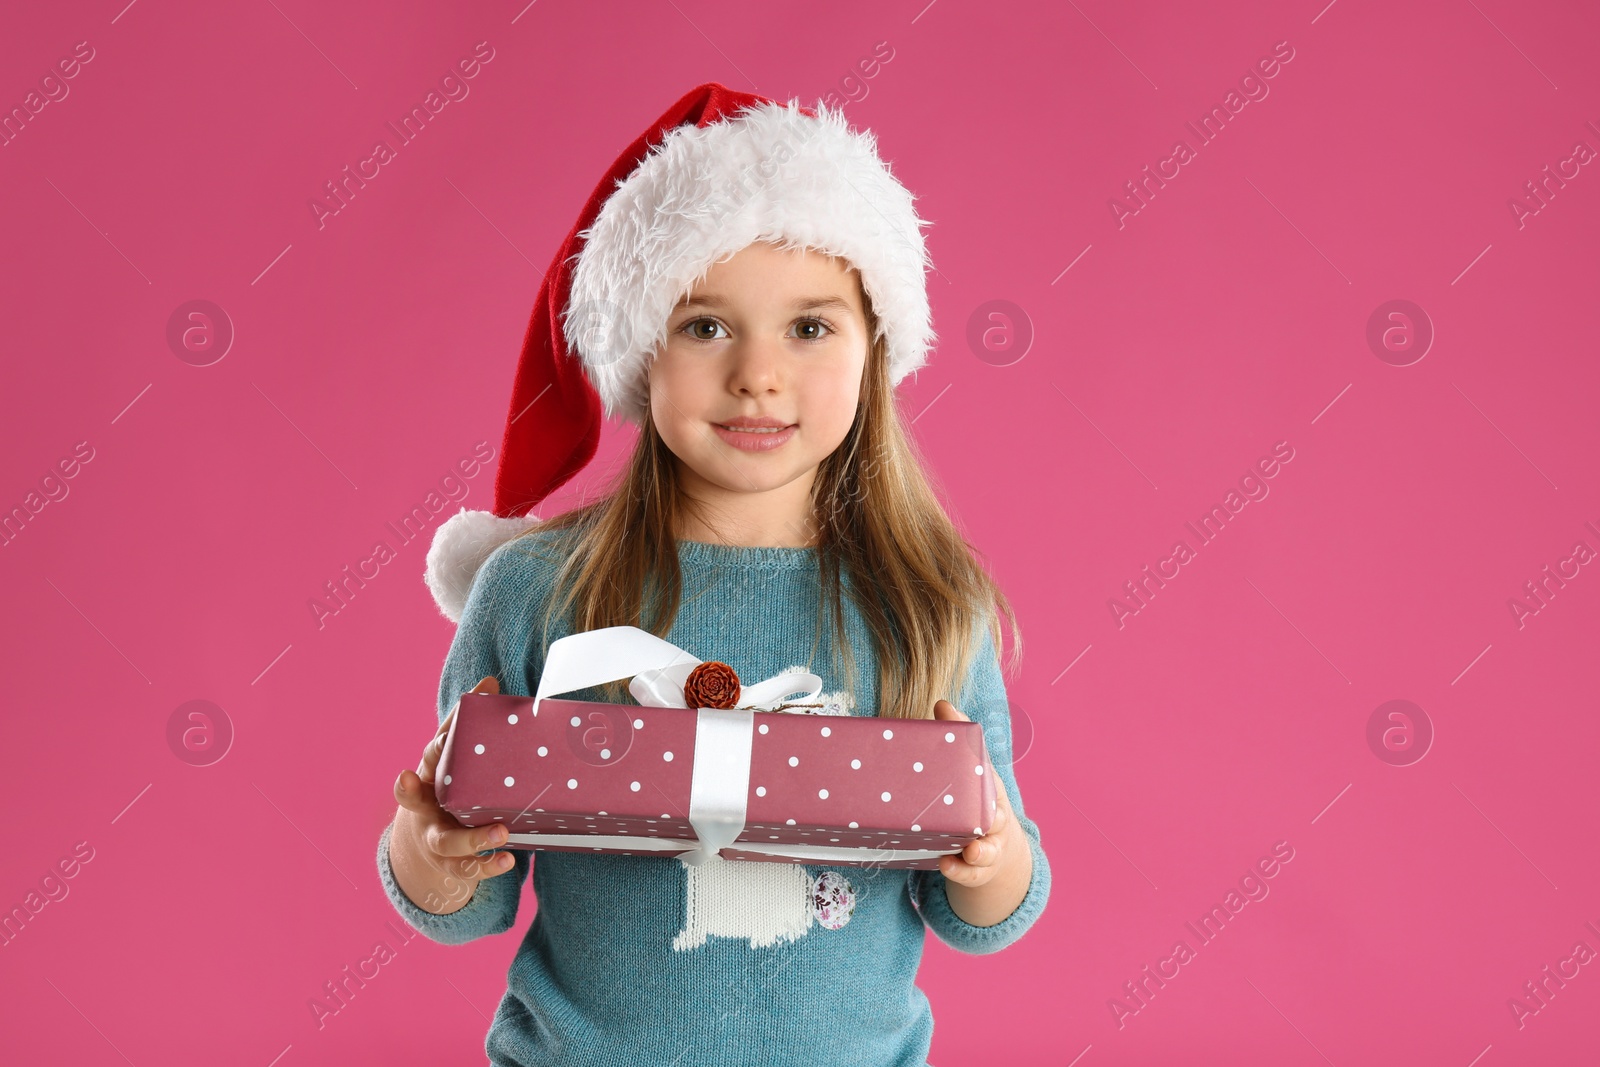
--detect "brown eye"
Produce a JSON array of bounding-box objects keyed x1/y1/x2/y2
[
  {"x1": 685, "y1": 319, "x2": 726, "y2": 341},
  {"x1": 793, "y1": 318, "x2": 832, "y2": 342}
]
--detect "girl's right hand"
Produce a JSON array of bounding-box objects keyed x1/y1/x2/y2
[{"x1": 389, "y1": 676, "x2": 518, "y2": 914}]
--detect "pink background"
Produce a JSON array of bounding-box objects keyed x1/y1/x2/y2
[{"x1": 2, "y1": 1, "x2": 1597, "y2": 1063}]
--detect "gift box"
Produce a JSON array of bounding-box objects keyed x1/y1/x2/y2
[{"x1": 434, "y1": 626, "x2": 998, "y2": 870}]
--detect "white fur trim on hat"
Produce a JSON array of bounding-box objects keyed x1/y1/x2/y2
[
  {"x1": 424, "y1": 507, "x2": 541, "y2": 623},
  {"x1": 564, "y1": 98, "x2": 936, "y2": 423}
]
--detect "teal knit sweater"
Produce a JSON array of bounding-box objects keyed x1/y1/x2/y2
[{"x1": 378, "y1": 531, "x2": 1051, "y2": 1066}]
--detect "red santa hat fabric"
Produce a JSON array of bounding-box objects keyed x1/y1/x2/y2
[{"x1": 425, "y1": 81, "x2": 936, "y2": 623}]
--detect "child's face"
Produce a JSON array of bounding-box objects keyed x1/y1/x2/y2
[{"x1": 649, "y1": 241, "x2": 869, "y2": 503}]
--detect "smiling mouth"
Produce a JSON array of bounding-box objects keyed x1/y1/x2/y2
[{"x1": 712, "y1": 422, "x2": 798, "y2": 452}]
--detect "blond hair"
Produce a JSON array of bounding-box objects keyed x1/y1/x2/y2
[{"x1": 517, "y1": 291, "x2": 1020, "y2": 718}]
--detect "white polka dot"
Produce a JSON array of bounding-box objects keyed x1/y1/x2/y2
[
  {"x1": 975, "y1": 765, "x2": 984, "y2": 775},
  {"x1": 849, "y1": 821, "x2": 859, "y2": 828},
  {"x1": 758, "y1": 723, "x2": 769, "y2": 734},
  {"x1": 474, "y1": 743, "x2": 485, "y2": 755},
  {"x1": 663, "y1": 751, "x2": 674, "y2": 762},
  {"x1": 442, "y1": 774, "x2": 451, "y2": 785},
  {"x1": 600, "y1": 748, "x2": 611, "y2": 759},
  {"x1": 913, "y1": 761, "x2": 923, "y2": 772},
  {"x1": 882, "y1": 728, "x2": 894, "y2": 740},
  {"x1": 630, "y1": 781, "x2": 640, "y2": 792},
  {"x1": 756, "y1": 786, "x2": 766, "y2": 797},
  {"x1": 569, "y1": 715, "x2": 581, "y2": 727},
  {"x1": 507, "y1": 714, "x2": 518, "y2": 725},
  {"x1": 943, "y1": 794, "x2": 953, "y2": 805},
  {"x1": 818, "y1": 788, "x2": 829, "y2": 799},
  {"x1": 786, "y1": 819, "x2": 796, "y2": 826},
  {"x1": 537, "y1": 746, "x2": 548, "y2": 757},
  {"x1": 503, "y1": 776, "x2": 515, "y2": 787},
  {"x1": 851, "y1": 759, "x2": 861, "y2": 770},
  {"x1": 661, "y1": 813, "x2": 671, "y2": 819},
  {"x1": 788, "y1": 756, "x2": 799, "y2": 767},
  {"x1": 912, "y1": 824, "x2": 921, "y2": 832},
  {"x1": 830, "y1": 838, "x2": 840, "y2": 842},
  {"x1": 633, "y1": 718, "x2": 644, "y2": 729},
  {"x1": 881, "y1": 791, "x2": 892, "y2": 802},
  {"x1": 821, "y1": 726, "x2": 831, "y2": 737},
  {"x1": 944, "y1": 731, "x2": 955, "y2": 742}
]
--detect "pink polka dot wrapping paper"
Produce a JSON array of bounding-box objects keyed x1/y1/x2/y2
[{"x1": 435, "y1": 693, "x2": 998, "y2": 869}]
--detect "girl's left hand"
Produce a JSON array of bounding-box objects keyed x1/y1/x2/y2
[{"x1": 931, "y1": 699, "x2": 1025, "y2": 888}]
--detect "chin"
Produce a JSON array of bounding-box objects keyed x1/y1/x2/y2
[
  {"x1": 700, "y1": 458, "x2": 807, "y2": 490},
  {"x1": 711, "y1": 469, "x2": 798, "y2": 492}
]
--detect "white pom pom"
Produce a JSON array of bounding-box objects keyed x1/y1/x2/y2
[{"x1": 423, "y1": 508, "x2": 541, "y2": 623}]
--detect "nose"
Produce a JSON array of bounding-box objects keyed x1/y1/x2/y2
[{"x1": 725, "y1": 331, "x2": 784, "y2": 398}]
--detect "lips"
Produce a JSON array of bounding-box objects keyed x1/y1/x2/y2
[
  {"x1": 712, "y1": 420, "x2": 797, "y2": 452},
  {"x1": 716, "y1": 416, "x2": 792, "y2": 430}
]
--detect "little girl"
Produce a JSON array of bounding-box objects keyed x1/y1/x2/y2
[{"x1": 379, "y1": 83, "x2": 1050, "y2": 1066}]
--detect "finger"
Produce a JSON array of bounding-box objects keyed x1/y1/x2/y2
[
  {"x1": 428, "y1": 818, "x2": 509, "y2": 859},
  {"x1": 931, "y1": 699, "x2": 970, "y2": 722},
  {"x1": 939, "y1": 854, "x2": 989, "y2": 886},
  {"x1": 455, "y1": 675, "x2": 499, "y2": 712},
  {"x1": 394, "y1": 769, "x2": 439, "y2": 814},
  {"x1": 441, "y1": 849, "x2": 516, "y2": 888},
  {"x1": 419, "y1": 708, "x2": 462, "y2": 780},
  {"x1": 472, "y1": 850, "x2": 518, "y2": 878},
  {"x1": 417, "y1": 735, "x2": 444, "y2": 783},
  {"x1": 432, "y1": 705, "x2": 457, "y2": 742},
  {"x1": 423, "y1": 677, "x2": 501, "y2": 780},
  {"x1": 963, "y1": 837, "x2": 1000, "y2": 867}
]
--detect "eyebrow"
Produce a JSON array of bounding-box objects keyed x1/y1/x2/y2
[{"x1": 673, "y1": 294, "x2": 857, "y2": 315}]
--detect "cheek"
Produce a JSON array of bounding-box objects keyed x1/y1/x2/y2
[
  {"x1": 805, "y1": 362, "x2": 863, "y2": 441},
  {"x1": 649, "y1": 355, "x2": 697, "y2": 427}
]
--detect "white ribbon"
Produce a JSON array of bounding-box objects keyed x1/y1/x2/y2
[{"x1": 514, "y1": 625, "x2": 964, "y2": 867}]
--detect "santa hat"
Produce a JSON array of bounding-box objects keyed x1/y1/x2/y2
[{"x1": 424, "y1": 81, "x2": 936, "y2": 623}]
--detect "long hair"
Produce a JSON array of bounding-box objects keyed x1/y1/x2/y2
[{"x1": 517, "y1": 289, "x2": 1021, "y2": 719}]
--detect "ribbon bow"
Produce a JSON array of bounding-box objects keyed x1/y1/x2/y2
[
  {"x1": 628, "y1": 655, "x2": 823, "y2": 714},
  {"x1": 529, "y1": 624, "x2": 825, "y2": 715}
]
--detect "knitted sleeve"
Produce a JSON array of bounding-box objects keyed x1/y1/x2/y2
[
  {"x1": 377, "y1": 540, "x2": 546, "y2": 945},
  {"x1": 907, "y1": 615, "x2": 1051, "y2": 955}
]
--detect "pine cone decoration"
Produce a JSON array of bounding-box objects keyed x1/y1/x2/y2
[{"x1": 684, "y1": 661, "x2": 741, "y2": 709}]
